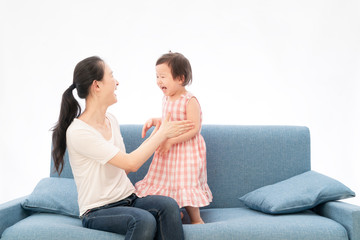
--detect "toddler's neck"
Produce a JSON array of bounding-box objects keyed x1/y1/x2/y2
[{"x1": 168, "y1": 89, "x2": 187, "y2": 102}]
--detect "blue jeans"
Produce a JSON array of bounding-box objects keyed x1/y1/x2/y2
[{"x1": 82, "y1": 194, "x2": 184, "y2": 240}]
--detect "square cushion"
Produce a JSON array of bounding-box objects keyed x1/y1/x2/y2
[
  {"x1": 21, "y1": 177, "x2": 79, "y2": 218},
  {"x1": 239, "y1": 170, "x2": 355, "y2": 214}
]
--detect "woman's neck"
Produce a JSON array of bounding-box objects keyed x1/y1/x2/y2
[{"x1": 79, "y1": 98, "x2": 108, "y2": 125}]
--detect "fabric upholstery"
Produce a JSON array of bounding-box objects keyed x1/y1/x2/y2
[
  {"x1": 21, "y1": 178, "x2": 79, "y2": 218},
  {"x1": 1, "y1": 208, "x2": 349, "y2": 240},
  {"x1": 239, "y1": 171, "x2": 355, "y2": 214},
  {"x1": 1, "y1": 213, "x2": 122, "y2": 240},
  {"x1": 0, "y1": 197, "x2": 29, "y2": 236},
  {"x1": 314, "y1": 201, "x2": 360, "y2": 240}
]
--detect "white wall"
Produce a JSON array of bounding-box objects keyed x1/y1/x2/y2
[{"x1": 0, "y1": 0, "x2": 359, "y2": 205}]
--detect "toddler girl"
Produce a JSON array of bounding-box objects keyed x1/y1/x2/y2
[{"x1": 135, "y1": 52, "x2": 213, "y2": 224}]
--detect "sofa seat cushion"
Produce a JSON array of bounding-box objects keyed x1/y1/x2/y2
[
  {"x1": 182, "y1": 208, "x2": 349, "y2": 240},
  {"x1": 1, "y1": 213, "x2": 123, "y2": 240},
  {"x1": 2, "y1": 207, "x2": 348, "y2": 240}
]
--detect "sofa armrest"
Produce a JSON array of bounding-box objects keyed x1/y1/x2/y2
[
  {"x1": 0, "y1": 196, "x2": 30, "y2": 237},
  {"x1": 313, "y1": 201, "x2": 360, "y2": 240}
]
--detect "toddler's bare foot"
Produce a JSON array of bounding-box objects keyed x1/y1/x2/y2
[
  {"x1": 191, "y1": 219, "x2": 205, "y2": 224},
  {"x1": 185, "y1": 206, "x2": 204, "y2": 224}
]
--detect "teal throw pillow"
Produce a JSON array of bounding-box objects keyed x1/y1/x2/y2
[
  {"x1": 22, "y1": 177, "x2": 79, "y2": 218},
  {"x1": 239, "y1": 170, "x2": 355, "y2": 214}
]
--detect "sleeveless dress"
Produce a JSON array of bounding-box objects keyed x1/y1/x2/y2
[{"x1": 135, "y1": 92, "x2": 213, "y2": 208}]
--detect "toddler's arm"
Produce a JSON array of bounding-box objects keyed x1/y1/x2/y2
[{"x1": 165, "y1": 98, "x2": 201, "y2": 146}]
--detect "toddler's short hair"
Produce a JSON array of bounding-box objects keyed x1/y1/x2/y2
[{"x1": 156, "y1": 52, "x2": 192, "y2": 86}]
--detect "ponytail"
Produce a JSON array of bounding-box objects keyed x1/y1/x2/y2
[
  {"x1": 52, "y1": 84, "x2": 81, "y2": 174},
  {"x1": 51, "y1": 56, "x2": 104, "y2": 175}
]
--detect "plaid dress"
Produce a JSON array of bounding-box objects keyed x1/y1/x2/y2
[{"x1": 135, "y1": 92, "x2": 213, "y2": 208}]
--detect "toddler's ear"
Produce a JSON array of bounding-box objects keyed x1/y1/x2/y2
[{"x1": 177, "y1": 75, "x2": 185, "y2": 85}]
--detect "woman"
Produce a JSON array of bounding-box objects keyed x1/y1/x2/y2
[{"x1": 51, "y1": 56, "x2": 193, "y2": 240}]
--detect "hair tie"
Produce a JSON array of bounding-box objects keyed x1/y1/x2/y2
[{"x1": 69, "y1": 83, "x2": 76, "y2": 90}]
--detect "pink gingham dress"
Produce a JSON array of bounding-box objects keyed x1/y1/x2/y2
[{"x1": 135, "y1": 92, "x2": 213, "y2": 208}]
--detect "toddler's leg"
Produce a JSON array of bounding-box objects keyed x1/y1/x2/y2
[{"x1": 185, "y1": 206, "x2": 204, "y2": 224}]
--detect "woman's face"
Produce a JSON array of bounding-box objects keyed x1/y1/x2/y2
[{"x1": 98, "y1": 63, "x2": 119, "y2": 106}]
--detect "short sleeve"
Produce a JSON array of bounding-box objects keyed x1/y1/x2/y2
[{"x1": 67, "y1": 128, "x2": 120, "y2": 165}]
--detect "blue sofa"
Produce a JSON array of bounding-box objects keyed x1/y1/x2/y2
[{"x1": 1, "y1": 125, "x2": 359, "y2": 240}]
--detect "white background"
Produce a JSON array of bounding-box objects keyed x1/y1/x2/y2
[{"x1": 0, "y1": 0, "x2": 359, "y2": 205}]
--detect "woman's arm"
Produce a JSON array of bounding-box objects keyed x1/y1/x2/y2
[{"x1": 108, "y1": 113, "x2": 193, "y2": 172}]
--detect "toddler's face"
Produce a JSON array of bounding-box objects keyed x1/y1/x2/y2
[{"x1": 156, "y1": 63, "x2": 183, "y2": 97}]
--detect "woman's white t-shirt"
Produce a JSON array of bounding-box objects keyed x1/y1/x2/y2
[{"x1": 66, "y1": 113, "x2": 135, "y2": 216}]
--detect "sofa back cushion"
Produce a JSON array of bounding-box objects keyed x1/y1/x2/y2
[{"x1": 50, "y1": 125, "x2": 310, "y2": 209}]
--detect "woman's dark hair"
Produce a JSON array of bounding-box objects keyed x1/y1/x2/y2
[
  {"x1": 156, "y1": 52, "x2": 192, "y2": 86},
  {"x1": 52, "y1": 56, "x2": 105, "y2": 174}
]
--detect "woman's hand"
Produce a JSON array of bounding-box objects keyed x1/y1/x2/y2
[
  {"x1": 158, "y1": 113, "x2": 194, "y2": 139},
  {"x1": 157, "y1": 140, "x2": 173, "y2": 157},
  {"x1": 142, "y1": 118, "x2": 162, "y2": 138}
]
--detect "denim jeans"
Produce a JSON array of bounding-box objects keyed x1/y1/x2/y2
[{"x1": 82, "y1": 194, "x2": 184, "y2": 240}]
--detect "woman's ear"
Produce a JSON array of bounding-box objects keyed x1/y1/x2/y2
[{"x1": 90, "y1": 80, "x2": 101, "y2": 94}]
